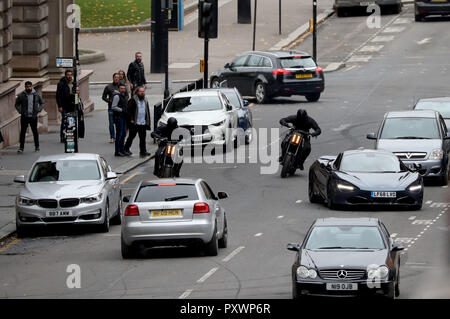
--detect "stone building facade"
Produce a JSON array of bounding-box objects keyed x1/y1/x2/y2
[{"x1": 0, "y1": 0, "x2": 93, "y2": 149}]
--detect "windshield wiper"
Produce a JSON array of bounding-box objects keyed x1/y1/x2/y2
[
  {"x1": 164, "y1": 195, "x2": 189, "y2": 202},
  {"x1": 316, "y1": 246, "x2": 358, "y2": 249},
  {"x1": 394, "y1": 136, "x2": 431, "y2": 139}
]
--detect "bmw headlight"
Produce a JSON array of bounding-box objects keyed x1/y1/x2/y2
[
  {"x1": 80, "y1": 194, "x2": 103, "y2": 204},
  {"x1": 211, "y1": 120, "x2": 226, "y2": 127},
  {"x1": 17, "y1": 196, "x2": 36, "y2": 206},
  {"x1": 408, "y1": 181, "x2": 422, "y2": 192},
  {"x1": 367, "y1": 265, "x2": 389, "y2": 279},
  {"x1": 429, "y1": 149, "x2": 444, "y2": 160},
  {"x1": 336, "y1": 181, "x2": 357, "y2": 192},
  {"x1": 296, "y1": 266, "x2": 317, "y2": 279}
]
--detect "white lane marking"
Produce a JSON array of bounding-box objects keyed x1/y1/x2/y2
[
  {"x1": 425, "y1": 200, "x2": 433, "y2": 205},
  {"x1": 197, "y1": 267, "x2": 219, "y2": 284},
  {"x1": 394, "y1": 18, "x2": 411, "y2": 24},
  {"x1": 417, "y1": 38, "x2": 432, "y2": 45},
  {"x1": 390, "y1": 233, "x2": 398, "y2": 238},
  {"x1": 395, "y1": 238, "x2": 414, "y2": 244},
  {"x1": 254, "y1": 233, "x2": 263, "y2": 237},
  {"x1": 359, "y1": 45, "x2": 384, "y2": 53},
  {"x1": 333, "y1": 124, "x2": 352, "y2": 132},
  {"x1": 222, "y1": 246, "x2": 245, "y2": 262},
  {"x1": 295, "y1": 200, "x2": 303, "y2": 204},
  {"x1": 277, "y1": 215, "x2": 284, "y2": 219},
  {"x1": 382, "y1": 26, "x2": 406, "y2": 33},
  {"x1": 412, "y1": 220, "x2": 433, "y2": 225},
  {"x1": 371, "y1": 35, "x2": 395, "y2": 42},
  {"x1": 408, "y1": 216, "x2": 416, "y2": 220},
  {"x1": 179, "y1": 289, "x2": 193, "y2": 299},
  {"x1": 347, "y1": 55, "x2": 372, "y2": 63}
]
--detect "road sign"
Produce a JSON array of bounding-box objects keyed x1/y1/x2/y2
[
  {"x1": 56, "y1": 57, "x2": 74, "y2": 68},
  {"x1": 200, "y1": 59, "x2": 205, "y2": 73}
]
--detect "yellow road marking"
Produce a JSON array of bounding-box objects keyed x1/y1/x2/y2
[
  {"x1": 0, "y1": 238, "x2": 21, "y2": 253},
  {"x1": 120, "y1": 173, "x2": 137, "y2": 185}
]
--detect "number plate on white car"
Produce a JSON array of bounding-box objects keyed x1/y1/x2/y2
[
  {"x1": 371, "y1": 191, "x2": 396, "y2": 198},
  {"x1": 326, "y1": 283, "x2": 358, "y2": 291},
  {"x1": 46, "y1": 210, "x2": 72, "y2": 217}
]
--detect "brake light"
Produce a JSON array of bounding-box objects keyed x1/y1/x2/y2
[
  {"x1": 294, "y1": 56, "x2": 303, "y2": 58},
  {"x1": 193, "y1": 202, "x2": 210, "y2": 214},
  {"x1": 158, "y1": 183, "x2": 176, "y2": 186},
  {"x1": 272, "y1": 68, "x2": 291, "y2": 75},
  {"x1": 315, "y1": 67, "x2": 323, "y2": 74},
  {"x1": 291, "y1": 134, "x2": 302, "y2": 145},
  {"x1": 125, "y1": 205, "x2": 139, "y2": 216}
]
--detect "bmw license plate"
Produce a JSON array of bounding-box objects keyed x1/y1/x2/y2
[
  {"x1": 46, "y1": 210, "x2": 72, "y2": 217},
  {"x1": 371, "y1": 191, "x2": 396, "y2": 198},
  {"x1": 326, "y1": 283, "x2": 358, "y2": 291}
]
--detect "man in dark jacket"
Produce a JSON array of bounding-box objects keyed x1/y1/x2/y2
[
  {"x1": 111, "y1": 84, "x2": 129, "y2": 157},
  {"x1": 56, "y1": 70, "x2": 77, "y2": 143},
  {"x1": 124, "y1": 86, "x2": 151, "y2": 157},
  {"x1": 127, "y1": 52, "x2": 147, "y2": 93},
  {"x1": 102, "y1": 73, "x2": 120, "y2": 143},
  {"x1": 15, "y1": 81, "x2": 45, "y2": 153},
  {"x1": 151, "y1": 117, "x2": 181, "y2": 177},
  {"x1": 279, "y1": 109, "x2": 321, "y2": 170}
]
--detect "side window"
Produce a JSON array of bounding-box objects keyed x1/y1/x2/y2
[
  {"x1": 204, "y1": 182, "x2": 217, "y2": 200},
  {"x1": 380, "y1": 223, "x2": 390, "y2": 239},
  {"x1": 232, "y1": 55, "x2": 248, "y2": 67},
  {"x1": 440, "y1": 117, "x2": 448, "y2": 134},
  {"x1": 260, "y1": 57, "x2": 272, "y2": 67},
  {"x1": 200, "y1": 182, "x2": 213, "y2": 200},
  {"x1": 99, "y1": 158, "x2": 108, "y2": 177},
  {"x1": 247, "y1": 55, "x2": 262, "y2": 67}
]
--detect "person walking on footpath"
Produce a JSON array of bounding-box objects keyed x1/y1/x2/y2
[
  {"x1": 15, "y1": 81, "x2": 45, "y2": 153},
  {"x1": 102, "y1": 73, "x2": 120, "y2": 143},
  {"x1": 124, "y1": 86, "x2": 151, "y2": 157},
  {"x1": 127, "y1": 52, "x2": 147, "y2": 94},
  {"x1": 111, "y1": 83, "x2": 129, "y2": 157},
  {"x1": 118, "y1": 69, "x2": 131, "y2": 98},
  {"x1": 56, "y1": 70, "x2": 78, "y2": 143}
]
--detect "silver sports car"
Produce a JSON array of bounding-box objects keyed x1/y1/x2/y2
[{"x1": 14, "y1": 153, "x2": 122, "y2": 237}]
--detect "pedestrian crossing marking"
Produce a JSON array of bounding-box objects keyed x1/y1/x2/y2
[
  {"x1": 412, "y1": 220, "x2": 433, "y2": 225},
  {"x1": 382, "y1": 26, "x2": 406, "y2": 33},
  {"x1": 359, "y1": 45, "x2": 384, "y2": 53},
  {"x1": 347, "y1": 55, "x2": 372, "y2": 63},
  {"x1": 371, "y1": 35, "x2": 395, "y2": 43}
]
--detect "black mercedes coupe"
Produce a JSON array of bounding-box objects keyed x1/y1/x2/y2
[
  {"x1": 308, "y1": 149, "x2": 424, "y2": 210},
  {"x1": 288, "y1": 218, "x2": 404, "y2": 298}
]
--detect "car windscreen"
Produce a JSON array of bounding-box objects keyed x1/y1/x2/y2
[
  {"x1": 415, "y1": 101, "x2": 450, "y2": 118},
  {"x1": 165, "y1": 96, "x2": 223, "y2": 112},
  {"x1": 135, "y1": 184, "x2": 199, "y2": 202},
  {"x1": 222, "y1": 91, "x2": 241, "y2": 109},
  {"x1": 380, "y1": 117, "x2": 440, "y2": 139},
  {"x1": 340, "y1": 153, "x2": 402, "y2": 173},
  {"x1": 29, "y1": 160, "x2": 100, "y2": 182},
  {"x1": 280, "y1": 57, "x2": 316, "y2": 69},
  {"x1": 305, "y1": 226, "x2": 385, "y2": 250}
]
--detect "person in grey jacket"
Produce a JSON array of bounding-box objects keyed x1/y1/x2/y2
[
  {"x1": 111, "y1": 84, "x2": 129, "y2": 157},
  {"x1": 124, "y1": 86, "x2": 151, "y2": 156},
  {"x1": 102, "y1": 73, "x2": 120, "y2": 143},
  {"x1": 15, "y1": 81, "x2": 44, "y2": 153}
]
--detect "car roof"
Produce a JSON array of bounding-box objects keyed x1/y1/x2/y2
[
  {"x1": 36, "y1": 153, "x2": 99, "y2": 162},
  {"x1": 417, "y1": 97, "x2": 450, "y2": 103},
  {"x1": 202, "y1": 88, "x2": 237, "y2": 93},
  {"x1": 172, "y1": 90, "x2": 220, "y2": 98},
  {"x1": 343, "y1": 149, "x2": 394, "y2": 156},
  {"x1": 313, "y1": 218, "x2": 380, "y2": 227},
  {"x1": 242, "y1": 50, "x2": 311, "y2": 58},
  {"x1": 385, "y1": 110, "x2": 438, "y2": 118},
  {"x1": 140, "y1": 178, "x2": 202, "y2": 187}
]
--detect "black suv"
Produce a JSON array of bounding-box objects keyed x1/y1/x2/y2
[{"x1": 210, "y1": 50, "x2": 325, "y2": 104}]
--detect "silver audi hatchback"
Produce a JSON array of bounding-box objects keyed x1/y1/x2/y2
[{"x1": 121, "y1": 178, "x2": 229, "y2": 258}]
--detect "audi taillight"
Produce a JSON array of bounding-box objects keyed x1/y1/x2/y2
[
  {"x1": 193, "y1": 202, "x2": 210, "y2": 214},
  {"x1": 272, "y1": 68, "x2": 291, "y2": 76},
  {"x1": 125, "y1": 205, "x2": 139, "y2": 216}
]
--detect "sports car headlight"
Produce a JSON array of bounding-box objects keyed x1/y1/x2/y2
[
  {"x1": 367, "y1": 265, "x2": 389, "y2": 279},
  {"x1": 408, "y1": 181, "x2": 422, "y2": 192},
  {"x1": 80, "y1": 194, "x2": 103, "y2": 204},
  {"x1": 336, "y1": 181, "x2": 356, "y2": 192},
  {"x1": 296, "y1": 266, "x2": 317, "y2": 279},
  {"x1": 429, "y1": 149, "x2": 444, "y2": 160},
  {"x1": 17, "y1": 196, "x2": 36, "y2": 206},
  {"x1": 211, "y1": 120, "x2": 226, "y2": 127}
]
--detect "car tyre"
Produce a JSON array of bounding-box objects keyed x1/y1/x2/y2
[
  {"x1": 16, "y1": 224, "x2": 29, "y2": 238},
  {"x1": 110, "y1": 197, "x2": 122, "y2": 225},
  {"x1": 395, "y1": 269, "x2": 400, "y2": 297},
  {"x1": 204, "y1": 224, "x2": 219, "y2": 256},
  {"x1": 440, "y1": 168, "x2": 448, "y2": 186},
  {"x1": 327, "y1": 183, "x2": 337, "y2": 210},
  {"x1": 163, "y1": 166, "x2": 173, "y2": 178},
  {"x1": 336, "y1": 7, "x2": 346, "y2": 17},
  {"x1": 121, "y1": 236, "x2": 137, "y2": 259},
  {"x1": 255, "y1": 82, "x2": 268, "y2": 104},
  {"x1": 98, "y1": 200, "x2": 110, "y2": 233},
  {"x1": 305, "y1": 93, "x2": 321, "y2": 102},
  {"x1": 309, "y1": 175, "x2": 323, "y2": 204},
  {"x1": 218, "y1": 215, "x2": 228, "y2": 249},
  {"x1": 210, "y1": 77, "x2": 220, "y2": 88}
]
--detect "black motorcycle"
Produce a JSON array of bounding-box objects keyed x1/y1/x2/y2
[
  {"x1": 156, "y1": 138, "x2": 183, "y2": 178},
  {"x1": 280, "y1": 128, "x2": 310, "y2": 178}
]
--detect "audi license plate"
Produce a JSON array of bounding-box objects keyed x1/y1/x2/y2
[
  {"x1": 371, "y1": 191, "x2": 396, "y2": 198},
  {"x1": 151, "y1": 209, "x2": 182, "y2": 218},
  {"x1": 46, "y1": 210, "x2": 72, "y2": 217},
  {"x1": 326, "y1": 283, "x2": 358, "y2": 291}
]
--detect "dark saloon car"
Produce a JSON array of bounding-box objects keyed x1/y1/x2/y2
[
  {"x1": 415, "y1": 0, "x2": 450, "y2": 21},
  {"x1": 308, "y1": 149, "x2": 424, "y2": 209},
  {"x1": 210, "y1": 50, "x2": 325, "y2": 104},
  {"x1": 288, "y1": 218, "x2": 403, "y2": 299}
]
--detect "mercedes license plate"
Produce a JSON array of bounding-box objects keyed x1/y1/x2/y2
[{"x1": 326, "y1": 283, "x2": 358, "y2": 291}]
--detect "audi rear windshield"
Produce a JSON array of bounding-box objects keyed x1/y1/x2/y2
[
  {"x1": 165, "y1": 96, "x2": 223, "y2": 112},
  {"x1": 135, "y1": 184, "x2": 199, "y2": 202},
  {"x1": 280, "y1": 56, "x2": 316, "y2": 69}
]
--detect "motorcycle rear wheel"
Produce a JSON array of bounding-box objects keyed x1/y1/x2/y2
[{"x1": 281, "y1": 154, "x2": 293, "y2": 178}]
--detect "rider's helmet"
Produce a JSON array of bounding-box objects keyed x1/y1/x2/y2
[
  {"x1": 296, "y1": 109, "x2": 307, "y2": 120},
  {"x1": 167, "y1": 117, "x2": 178, "y2": 129}
]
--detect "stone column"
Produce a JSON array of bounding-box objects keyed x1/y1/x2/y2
[
  {"x1": 11, "y1": 0, "x2": 49, "y2": 78},
  {"x1": 0, "y1": 0, "x2": 13, "y2": 83}
]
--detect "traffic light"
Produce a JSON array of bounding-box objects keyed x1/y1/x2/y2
[{"x1": 198, "y1": 0, "x2": 218, "y2": 39}]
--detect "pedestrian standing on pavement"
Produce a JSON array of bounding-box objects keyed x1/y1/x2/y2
[
  {"x1": 127, "y1": 52, "x2": 147, "y2": 95},
  {"x1": 124, "y1": 86, "x2": 151, "y2": 157},
  {"x1": 102, "y1": 73, "x2": 120, "y2": 143},
  {"x1": 56, "y1": 70, "x2": 78, "y2": 143},
  {"x1": 111, "y1": 83, "x2": 129, "y2": 157},
  {"x1": 15, "y1": 81, "x2": 45, "y2": 153},
  {"x1": 118, "y1": 69, "x2": 131, "y2": 98}
]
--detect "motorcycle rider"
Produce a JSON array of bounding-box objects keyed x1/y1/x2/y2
[
  {"x1": 279, "y1": 109, "x2": 321, "y2": 170},
  {"x1": 151, "y1": 117, "x2": 182, "y2": 177}
]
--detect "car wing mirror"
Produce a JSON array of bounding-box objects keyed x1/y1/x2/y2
[
  {"x1": 14, "y1": 175, "x2": 26, "y2": 183},
  {"x1": 366, "y1": 132, "x2": 377, "y2": 140},
  {"x1": 224, "y1": 63, "x2": 230, "y2": 69},
  {"x1": 287, "y1": 243, "x2": 301, "y2": 252},
  {"x1": 123, "y1": 195, "x2": 130, "y2": 203},
  {"x1": 243, "y1": 100, "x2": 249, "y2": 107},
  {"x1": 106, "y1": 172, "x2": 117, "y2": 180},
  {"x1": 217, "y1": 191, "x2": 228, "y2": 199},
  {"x1": 392, "y1": 242, "x2": 404, "y2": 251}
]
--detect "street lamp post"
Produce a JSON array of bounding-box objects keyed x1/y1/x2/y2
[
  {"x1": 163, "y1": 6, "x2": 170, "y2": 99},
  {"x1": 252, "y1": 0, "x2": 257, "y2": 51},
  {"x1": 313, "y1": 0, "x2": 317, "y2": 62}
]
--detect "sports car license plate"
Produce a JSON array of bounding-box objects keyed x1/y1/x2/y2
[
  {"x1": 151, "y1": 209, "x2": 182, "y2": 218},
  {"x1": 371, "y1": 191, "x2": 396, "y2": 198},
  {"x1": 46, "y1": 210, "x2": 72, "y2": 217},
  {"x1": 326, "y1": 283, "x2": 358, "y2": 291},
  {"x1": 296, "y1": 74, "x2": 313, "y2": 79}
]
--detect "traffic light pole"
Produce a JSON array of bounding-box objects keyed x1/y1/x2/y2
[
  {"x1": 204, "y1": 36, "x2": 209, "y2": 88},
  {"x1": 164, "y1": 7, "x2": 170, "y2": 99},
  {"x1": 252, "y1": 0, "x2": 257, "y2": 51},
  {"x1": 313, "y1": 0, "x2": 317, "y2": 62}
]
